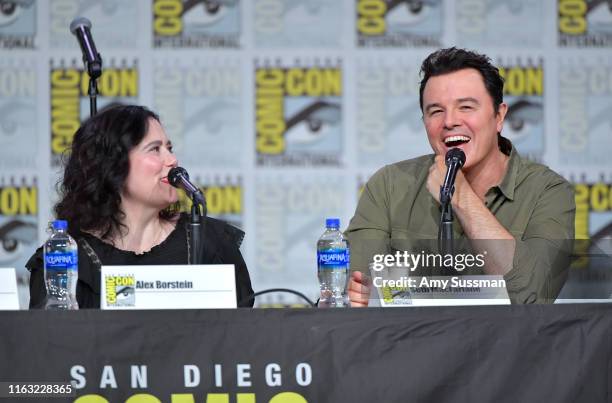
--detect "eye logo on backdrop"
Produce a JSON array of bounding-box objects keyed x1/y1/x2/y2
[
  {"x1": 253, "y1": 0, "x2": 343, "y2": 48},
  {"x1": 572, "y1": 175, "x2": 612, "y2": 269},
  {"x1": 49, "y1": 59, "x2": 139, "y2": 167},
  {"x1": 456, "y1": 0, "x2": 543, "y2": 47},
  {"x1": 177, "y1": 175, "x2": 243, "y2": 230},
  {"x1": 356, "y1": 58, "x2": 429, "y2": 167},
  {"x1": 255, "y1": 59, "x2": 343, "y2": 166},
  {"x1": 153, "y1": 0, "x2": 241, "y2": 48},
  {"x1": 559, "y1": 58, "x2": 611, "y2": 166},
  {"x1": 153, "y1": 58, "x2": 243, "y2": 168},
  {"x1": 0, "y1": 59, "x2": 37, "y2": 170},
  {"x1": 0, "y1": 0, "x2": 35, "y2": 49},
  {"x1": 356, "y1": 0, "x2": 442, "y2": 47},
  {"x1": 0, "y1": 176, "x2": 37, "y2": 305},
  {"x1": 497, "y1": 57, "x2": 545, "y2": 161},
  {"x1": 255, "y1": 173, "x2": 345, "y2": 300},
  {"x1": 558, "y1": 0, "x2": 612, "y2": 46}
]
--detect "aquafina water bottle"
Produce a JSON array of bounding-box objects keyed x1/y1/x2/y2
[
  {"x1": 44, "y1": 220, "x2": 78, "y2": 310},
  {"x1": 317, "y1": 218, "x2": 350, "y2": 307}
]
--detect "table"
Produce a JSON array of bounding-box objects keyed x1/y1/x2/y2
[{"x1": 1, "y1": 304, "x2": 611, "y2": 402}]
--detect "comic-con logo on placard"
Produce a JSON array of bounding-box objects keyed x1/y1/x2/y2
[
  {"x1": 177, "y1": 175, "x2": 243, "y2": 229},
  {"x1": 559, "y1": 59, "x2": 611, "y2": 166},
  {"x1": 0, "y1": 0, "x2": 35, "y2": 49},
  {"x1": 456, "y1": 0, "x2": 543, "y2": 47},
  {"x1": 572, "y1": 174, "x2": 612, "y2": 269},
  {"x1": 0, "y1": 176, "x2": 38, "y2": 301},
  {"x1": 153, "y1": 0, "x2": 241, "y2": 48},
  {"x1": 253, "y1": 0, "x2": 343, "y2": 47},
  {"x1": 105, "y1": 274, "x2": 136, "y2": 307},
  {"x1": 49, "y1": 59, "x2": 139, "y2": 167},
  {"x1": 49, "y1": 0, "x2": 140, "y2": 48},
  {"x1": 497, "y1": 57, "x2": 545, "y2": 161},
  {"x1": 356, "y1": 59, "x2": 429, "y2": 167},
  {"x1": 356, "y1": 0, "x2": 442, "y2": 47},
  {"x1": 255, "y1": 60, "x2": 343, "y2": 166},
  {"x1": 153, "y1": 58, "x2": 242, "y2": 168},
  {"x1": 0, "y1": 59, "x2": 37, "y2": 170},
  {"x1": 559, "y1": 0, "x2": 612, "y2": 46}
]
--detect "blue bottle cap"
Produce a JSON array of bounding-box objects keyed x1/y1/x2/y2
[
  {"x1": 52, "y1": 220, "x2": 68, "y2": 230},
  {"x1": 326, "y1": 218, "x2": 340, "y2": 228}
]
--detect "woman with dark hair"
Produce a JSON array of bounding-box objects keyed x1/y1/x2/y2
[{"x1": 27, "y1": 104, "x2": 254, "y2": 308}]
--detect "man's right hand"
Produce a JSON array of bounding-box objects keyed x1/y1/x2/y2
[{"x1": 348, "y1": 271, "x2": 371, "y2": 307}]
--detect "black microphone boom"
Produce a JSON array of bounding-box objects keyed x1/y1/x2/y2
[
  {"x1": 439, "y1": 148, "x2": 466, "y2": 205},
  {"x1": 168, "y1": 167, "x2": 206, "y2": 265},
  {"x1": 69, "y1": 17, "x2": 102, "y2": 79},
  {"x1": 438, "y1": 148, "x2": 465, "y2": 257},
  {"x1": 168, "y1": 167, "x2": 206, "y2": 207}
]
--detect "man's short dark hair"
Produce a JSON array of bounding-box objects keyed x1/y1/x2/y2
[{"x1": 419, "y1": 47, "x2": 504, "y2": 113}]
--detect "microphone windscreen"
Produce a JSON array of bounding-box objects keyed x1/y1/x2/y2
[
  {"x1": 168, "y1": 167, "x2": 188, "y2": 188},
  {"x1": 445, "y1": 148, "x2": 466, "y2": 167},
  {"x1": 70, "y1": 16, "x2": 92, "y2": 34}
]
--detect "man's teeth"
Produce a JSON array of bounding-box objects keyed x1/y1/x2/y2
[{"x1": 444, "y1": 136, "x2": 470, "y2": 144}]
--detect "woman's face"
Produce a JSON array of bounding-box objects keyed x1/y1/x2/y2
[{"x1": 121, "y1": 118, "x2": 178, "y2": 211}]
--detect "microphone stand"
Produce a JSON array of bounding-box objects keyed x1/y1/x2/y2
[
  {"x1": 439, "y1": 200, "x2": 453, "y2": 256},
  {"x1": 88, "y1": 76, "x2": 99, "y2": 116},
  {"x1": 438, "y1": 188, "x2": 454, "y2": 257},
  {"x1": 85, "y1": 59, "x2": 102, "y2": 117},
  {"x1": 437, "y1": 148, "x2": 465, "y2": 271},
  {"x1": 188, "y1": 193, "x2": 207, "y2": 265}
]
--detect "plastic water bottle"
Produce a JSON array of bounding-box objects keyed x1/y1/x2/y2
[
  {"x1": 44, "y1": 220, "x2": 78, "y2": 310},
  {"x1": 317, "y1": 218, "x2": 350, "y2": 307}
]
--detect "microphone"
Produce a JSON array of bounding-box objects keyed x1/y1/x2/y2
[
  {"x1": 70, "y1": 17, "x2": 102, "y2": 79},
  {"x1": 168, "y1": 167, "x2": 205, "y2": 206},
  {"x1": 439, "y1": 148, "x2": 466, "y2": 205}
]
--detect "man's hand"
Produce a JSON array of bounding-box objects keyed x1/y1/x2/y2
[
  {"x1": 426, "y1": 155, "x2": 515, "y2": 276},
  {"x1": 426, "y1": 154, "x2": 471, "y2": 205},
  {"x1": 348, "y1": 271, "x2": 371, "y2": 307}
]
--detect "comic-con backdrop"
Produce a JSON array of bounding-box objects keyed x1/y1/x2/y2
[{"x1": 0, "y1": 0, "x2": 611, "y2": 308}]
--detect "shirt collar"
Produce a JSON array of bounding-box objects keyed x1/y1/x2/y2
[{"x1": 496, "y1": 139, "x2": 520, "y2": 201}]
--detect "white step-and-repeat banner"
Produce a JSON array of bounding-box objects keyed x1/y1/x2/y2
[{"x1": 0, "y1": 0, "x2": 610, "y2": 307}]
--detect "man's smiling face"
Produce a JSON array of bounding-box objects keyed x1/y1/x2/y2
[{"x1": 422, "y1": 68, "x2": 507, "y2": 171}]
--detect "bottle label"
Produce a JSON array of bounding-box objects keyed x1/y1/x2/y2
[
  {"x1": 318, "y1": 248, "x2": 349, "y2": 270},
  {"x1": 45, "y1": 252, "x2": 78, "y2": 271}
]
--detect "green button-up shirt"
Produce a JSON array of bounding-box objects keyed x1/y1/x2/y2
[{"x1": 346, "y1": 145, "x2": 575, "y2": 304}]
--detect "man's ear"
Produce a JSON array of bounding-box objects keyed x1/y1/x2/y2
[{"x1": 496, "y1": 102, "x2": 508, "y2": 133}]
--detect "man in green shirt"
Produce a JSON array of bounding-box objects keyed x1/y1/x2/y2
[{"x1": 346, "y1": 48, "x2": 575, "y2": 305}]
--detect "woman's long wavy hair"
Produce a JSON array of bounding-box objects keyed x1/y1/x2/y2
[{"x1": 55, "y1": 104, "x2": 178, "y2": 240}]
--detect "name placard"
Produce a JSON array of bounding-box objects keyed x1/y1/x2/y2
[
  {"x1": 0, "y1": 268, "x2": 19, "y2": 310},
  {"x1": 371, "y1": 270, "x2": 510, "y2": 307},
  {"x1": 100, "y1": 265, "x2": 236, "y2": 310}
]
